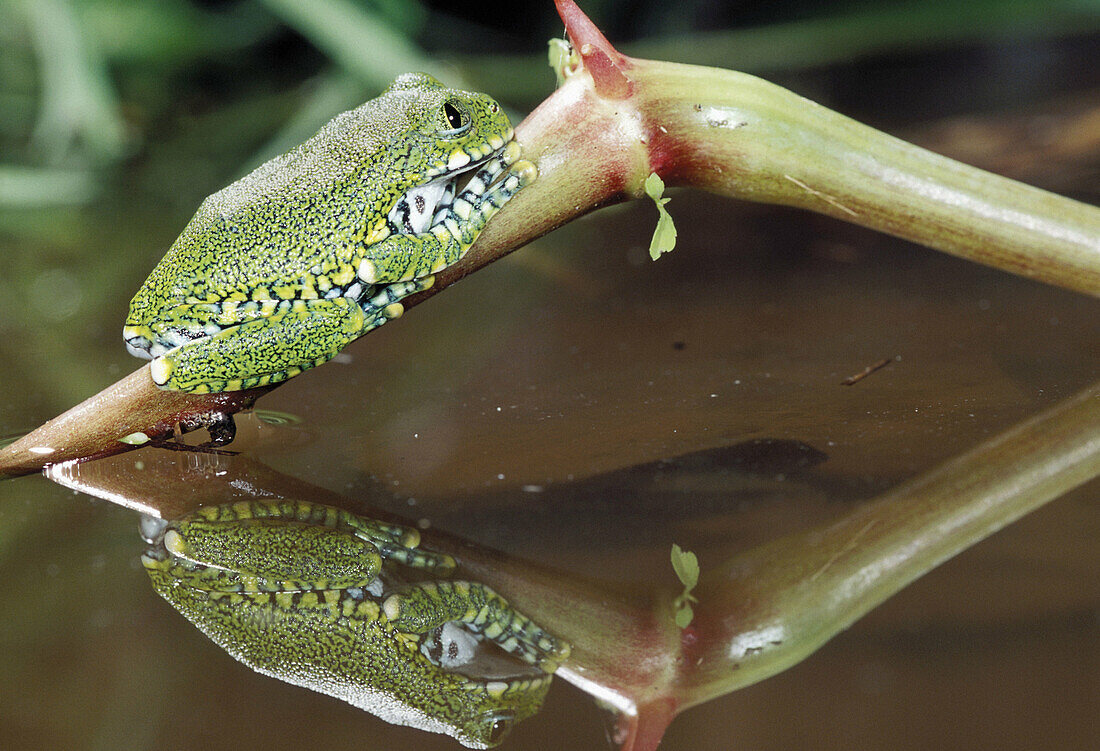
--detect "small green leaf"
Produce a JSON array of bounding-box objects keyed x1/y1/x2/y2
[
  {"x1": 671, "y1": 543, "x2": 699, "y2": 590},
  {"x1": 644, "y1": 173, "x2": 677, "y2": 260},
  {"x1": 671, "y1": 543, "x2": 701, "y2": 629},
  {"x1": 674, "y1": 602, "x2": 694, "y2": 629},
  {"x1": 644, "y1": 172, "x2": 665, "y2": 199}
]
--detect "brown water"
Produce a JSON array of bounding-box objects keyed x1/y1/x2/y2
[{"x1": 1, "y1": 183, "x2": 1096, "y2": 749}]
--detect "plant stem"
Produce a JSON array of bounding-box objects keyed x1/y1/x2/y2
[
  {"x1": 642, "y1": 60, "x2": 1100, "y2": 294},
  {"x1": 443, "y1": 53, "x2": 1100, "y2": 297}
]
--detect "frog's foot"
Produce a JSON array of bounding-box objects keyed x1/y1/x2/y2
[
  {"x1": 383, "y1": 581, "x2": 571, "y2": 674},
  {"x1": 178, "y1": 410, "x2": 237, "y2": 447}
]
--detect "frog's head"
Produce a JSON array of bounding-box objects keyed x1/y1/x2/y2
[
  {"x1": 370, "y1": 73, "x2": 518, "y2": 237},
  {"x1": 448, "y1": 673, "x2": 555, "y2": 748},
  {"x1": 384, "y1": 72, "x2": 515, "y2": 176},
  {"x1": 408, "y1": 620, "x2": 557, "y2": 748}
]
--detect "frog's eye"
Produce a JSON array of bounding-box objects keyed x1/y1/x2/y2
[
  {"x1": 441, "y1": 101, "x2": 470, "y2": 134},
  {"x1": 477, "y1": 710, "x2": 515, "y2": 746}
]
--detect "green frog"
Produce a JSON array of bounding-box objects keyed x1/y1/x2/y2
[
  {"x1": 124, "y1": 73, "x2": 535, "y2": 393},
  {"x1": 142, "y1": 500, "x2": 570, "y2": 748}
]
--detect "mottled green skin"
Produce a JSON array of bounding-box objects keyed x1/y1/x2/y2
[
  {"x1": 143, "y1": 501, "x2": 569, "y2": 748},
  {"x1": 125, "y1": 73, "x2": 535, "y2": 393}
]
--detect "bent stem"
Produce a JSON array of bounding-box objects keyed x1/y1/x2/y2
[{"x1": 437, "y1": 0, "x2": 1100, "y2": 297}]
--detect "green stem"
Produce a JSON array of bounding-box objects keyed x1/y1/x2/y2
[
  {"x1": 643, "y1": 59, "x2": 1100, "y2": 294},
  {"x1": 459, "y1": 53, "x2": 1100, "y2": 297}
]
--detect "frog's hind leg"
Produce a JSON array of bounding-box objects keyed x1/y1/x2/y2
[
  {"x1": 150, "y1": 297, "x2": 374, "y2": 393},
  {"x1": 157, "y1": 514, "x2": 386, "y2": 594},
  {"x1": 383, "y1": 581, "x2": 571, "y2": 673},
  {"x1": 203, "y1": 500, "x2": 456, "y2": 572}
]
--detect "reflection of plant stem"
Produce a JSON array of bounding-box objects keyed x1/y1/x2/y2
[
  {"x1": 39, "y1": 382, "x2": 1099, "y2": 751},
  {"x1": 683, "y1": 379, "x2": 1100, "y2": 706},
  {"x1": 571, "y1": 380, "x2": 1100, "y2": 751}
]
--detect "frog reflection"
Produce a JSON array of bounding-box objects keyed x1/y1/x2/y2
[{"x1": 141, "y1": 501, "x2": 570, "y2": 748}]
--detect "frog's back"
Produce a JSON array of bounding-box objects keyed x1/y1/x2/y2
[
  {"x1": 151, "y1": 574, "x2": 546, "y2": 747},
  {"x1": 132, "y1": 94, "x2": 414, "y2": 315}
]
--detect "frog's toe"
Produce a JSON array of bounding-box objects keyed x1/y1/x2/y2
[
  {"x1": 150, "y1": 355, "x2": 174, "y2": 388},
  {"x1": 540, "y1": 633, "x2": 570, "y2": 661},
  {"x1": 537, "y1": 636, "x2": 571, "y2": 673},
  {"x1": 124, "y1": 326, "x2": 155, "y2": 360},
  {"x1": 499, "y1": 139, "x2": 522, "y2": 165},
  {"x1": 509, "y1": 159, "x2": 538, "y2": 187}
]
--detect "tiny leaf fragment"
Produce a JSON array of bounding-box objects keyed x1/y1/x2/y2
[
  {"x1": 674, "y1": 602, "x2": 694, "y2": 629},
  {"x1": 671, "y1": 542, "x2": 699, "y2": 589},
  {"x1": 644, "y1": 172, "x2": 677, "y2": 260},
  {"x1": 671, "y1": 543, "x2": 701, "y2": 629}
]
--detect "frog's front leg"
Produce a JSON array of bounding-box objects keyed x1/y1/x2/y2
[
  {"x1": 383, "y1": 581, "x2": 571, "y2": 673},
  {"x1": 357, "y1": 145, "x2": 537, "y2": 284}
]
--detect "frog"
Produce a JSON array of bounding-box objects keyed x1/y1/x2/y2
[
  {"x1": 124, "y1": 73, "x2": 536, "y2": 394},
  {"x1": 141, "y1": 500, "x2": 570, "y2": 748}
]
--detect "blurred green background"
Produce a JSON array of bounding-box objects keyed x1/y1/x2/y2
[{"x1": 0, "y1": 1, "x2": 1098, "y2": 750}]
